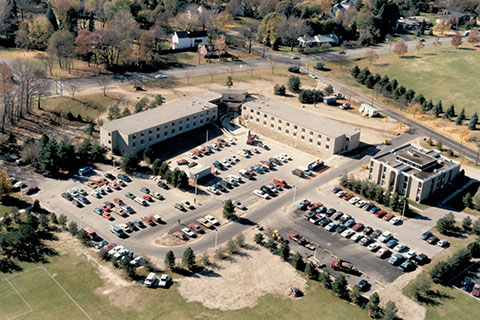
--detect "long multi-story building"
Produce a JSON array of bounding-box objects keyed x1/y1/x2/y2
[
  {"x1": 241, "y1": 98, "x2": 360, "y2": 154},
  {"x1": 100, "y1": 92, "x2": 221, "y2": 155},
  {"x1": 368, "y1": 143, "x2": 461, "y2": 202}
]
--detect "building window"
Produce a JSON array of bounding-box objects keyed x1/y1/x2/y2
[
  {"x1": 326, "y1": 137, "x2": 330, "y2": 142},
  {"x1": 263, "y1": 121, "x2": 266, "y2": 126},
  {"x1": 186, "y1": 124, "x2": 189, "y2": 129},
  {"x1": 194, "y1": 115, "x2": 197, "y2": 119},
  {"x1": 179, "y1": 126, "x2": 182, "y2": 131},
  {"x1": 141, "y1": 132, "x2": 144, "y2": 136},
  {"x1": 193, "y1": 121, "x2": 197, "y2": 126},
  {"x1": 108, "y1": 132, "x2": 111, "y2": 136},
  {"x1": 171, "y1": 129, "x2": 175, "y2": 134},
  {"x1": 301, "y1": 135, "x2": 305, "y2": 141},
  {"x1": 293, "y1": 132, "x2": 297, "y2": 137},
  {"x1": 133, "y1": 134, "x2": 136, "y2": 139},
  {"x1": 140, "y1": 139, "x2": 144, "y2": 144},
  {"x1": 278, "y1": 119, "x2": 282, "y2": 124},
  {"x1": 186, "y1": 117, "x2": 189, "y2": 121},
  {"x1": 294, "y1": 125, "x2": 298, "y2": 129},
  {"x1": 317, "y1": 141, "x2": 321, "y2": 146},
  {"x1": 271, "y1": 123, "x2": 274, "y2": 128},
  {"x1": 271, "y1": 116, "x2": 274, "y2": 120},
  {"x1": 250, "y1": 115, "x2": 253, "y2": 120},
  {"x1": 172, "y1": 122, "x2": 175, "y2": 126},
  {"x1": 156, "y1": 127, "x2": 160, "y2": 131},
  {"x1": 156, "y1": 134, "x2": 160, "y2": 139},
  {"x1": 285, "y1": 129, "x2": 289, "y2": 135},
  {"x1": 326, "y1": 145, "x2": 330, "y2": 149},
  {"x1": 286, "y1": 122, "x2": 290, "y2": 127},
  {"x1": 318, "y1": 134, "x2": 322, "y2": 139},
  {"x1": 257, "y1": 111, "x2": 260, "y2": 115},
  {"x1": 264, "y1": 114, "x2": 267, "y2": 118},
  {"x1": 302, "y1": 128, "x2": 305, "y2": 132},
  {"x1": 148, "y1": 130, "x2": 152, "y2": 134},
  {"x1": 200, "y1": 119, "x2": 203, "y2": 124},
  {"x1": 132, "y1": 142, "x2": 135, "y2": 147},
  {"x1": 206, "y1": 117, "x2": 210, "y2": 122},
  {"x1": 278, "y1": 127, "x2": 281, "y2": 131},
  {"x1": 256, "y1": 118, "x2": 259, "y2": 123},
  {"x1": 346, "y1": 137, "x2": 350, "y2": 141},
  {"x1": 148, "y1": 137, "x2": 152, "y2": 141},
  {"x1": 310, "y1": 131, "x2": 313, "y2": 136},
  {"x1": 164, "y1": 132, "x2": 168, "y2": 136},
  {"x1": 179, "y1": 120, "x2": 182, "y2": 124},
  {"x1": 309, "y1": 138, "x2": 313, "y2": 144},
  {"x1": 243, "y1": 106, "x2": 246, "y2": 110}
]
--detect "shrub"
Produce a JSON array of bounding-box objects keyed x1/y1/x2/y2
[
  {"x1": 288, "y1": 65, "x2": 300, "y2": 73},
  {"x1": 273, "y1": 83, "x2": 286, "y2": 96},
  {"x1": 288, "y1": 76, "x2": 301, "y2": 92},
  {"x1": 315, "y1": 62, "x2": 325, "y2": 70}
]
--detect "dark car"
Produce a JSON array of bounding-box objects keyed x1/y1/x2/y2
[
  {"x1": 371, "y1": 229, "x2": 382, "y2": 238},
  {"x1": 72, "y1": 199, "x2": 83, "y2": 208},
  {"x1": 117, "y1": 174, "x2": 131, "y2": 182},
  {"x1": 336, "y1": 225, "x2": 347, "y2": 233},
  {"x1": 304, "y1": 211, "x2": 316, "y2": 220},
  {"x1": 421, "y1": 231, "x2": 432, "y2": 240},
  {"x1": 316, "y1": 205, "x2": 327, "y2": 214},
  {"x1": 132, "y1": 219, "x2": 146, "y2": 228},
  {"x1": 62, "y1": 192, "x2": 73, "y2": 201},
  {"x1": 319, "y1": 218, "x2": 332, "y2": 227},
  {"x1": 260, "y1": 185, "x2": 275, "y2": 196},
  {"x1": 157, "y1": 181, "x2": 169, "y2": 190},
  {"x1": 462, "y1": 278, "x2": 474, "y2": 292},
  {"x1": 332, "y1": 187, "x2": 341, "y2": 194},
  {"x1": 399, "y1": 260, "x2": 416, "y2": 272},
  {"x1": 126, "y1": 221, "x2": 138, "y2": 231},
  {"x1": 105, "y1": 173, "x2": 116, "y2": 180},
  {"x1": 370, "y1": 206, "x2": 381, "y2": 214},
  {"x1": 326, "y1": 208, "x2": 337, "y2": 216},
  {"x1": 357, "y1": 279, "x2": 370, "y2": 291},
  {"x1": 363, "y1": 203, "x2": 374, "y2": 211},
  {"x1": 363, "y1": 226, "x2": 373, "y2": 235},
  {"x1": 426, "y1": 235, "x2": 439, "y2": 244},
  {"x1": 414, "y1": 253, "x2": 429, "y2": 265}
]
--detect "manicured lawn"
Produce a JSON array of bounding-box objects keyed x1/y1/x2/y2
[
  {"x1": 331, "y1": 45, "x2": 480, "y2": 118},
  {"x1": 41, "y1": 93, "x2": 123, "y2": 121},
  {"x1": 0, "y1": 237, "x2": 370, "y2": 320}
]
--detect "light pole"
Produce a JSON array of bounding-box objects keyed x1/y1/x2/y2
[{"x1": 292, "y1": 186, "x2": 298, "y2": 204}]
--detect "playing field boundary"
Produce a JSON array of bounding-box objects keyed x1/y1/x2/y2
[{"x1": 3, "y1": 266, "x2": 93, "y2": 320}]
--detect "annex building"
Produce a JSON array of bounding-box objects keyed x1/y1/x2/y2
[
  {"x1": 100, "y1": 92, "x2": 221, "y2": 155},
  {"x1": 368, "y1": 143, "x2": 461, "y2": 202},
  {"x1": 241, "y1": 98, "x2": 360, "y2": 154}
]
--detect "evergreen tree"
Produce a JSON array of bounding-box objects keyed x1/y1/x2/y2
[
  {"x1": 455, "y1": 108, "x2": 465, "y2": 125},
  {"x1": 68, "y1": 221, "x2": 78, "y2": 235},
  {"x1": 357, "y1": 68, "x2": 371, "y2": 84},
  {"x1": 291, "y1": 252, "x2": 305, "y2": 271},
  {"x1": 351, "y1": 65, "x2": 361, "y2": 78},
  {"x1": 151, "y1": 158, "x2": 163, "y2": 175},
  {"x1": 391, "y1": 79, "x2": 398, "y2": 90},
  {"x1": 350, "y1": 285, "x2": 362, "y2": 305},
  {"x1": 433, "y1": 100, "x2": 443, "y2": 117},
  {"x1": 121, "y1": 107, "x2": 131, "y2": 117},
  {"x1": 40, "y1": 139, "x2": 59, "y2": 172},
  {"x1": 462, "y1": 216, "x2": 472, "y2": 230},
  {"x1": 444, "y1": 104, "x2": 455, "y2": 120},
  {"x1": 305, "y1": 262, "x2": 318, "y2": 279},
  {"x1": 120, "y1": 152, "x2": 140, "y2": 174},
  {"x1": 223, "y1": 199, "x2": 236, "y2": 220},
  {"x1": 319, "y1": 270, "x2": 332, "y2": 289},
  {"x1": 468, "y1": 112, "x2": 478, "y2": 130},
  {"x1": 332, "y1": 275, "x2": 349, "y2": 300},
  {"x1": 279, "y1": 241, "x2": 290, "y2": 261},
  {"x1": 182, "y1": 247, "x2": 196, "y2": 271},
  {"x1": 165, "y1": 250, "x2": 175, "y2": 270},
  {"x1": 254, "y1": 233, "x2": 264, "y2": 245},
  {"x1": 288, "y1": 76, "x2": 301, "y2": 92},
  {"x1": 366, "y1": 292, "x2": 383, "y2": 319},
  {"x1": 143, "y1": 146, "x2": 154, "y2": 164},
  {"x1": 226, "y1": 76, "x2": 233, "y2": 88}
]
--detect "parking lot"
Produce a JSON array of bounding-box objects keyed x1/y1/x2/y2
[{"x1": 265, "y1": 186, "x2": 446, "y2": 295}]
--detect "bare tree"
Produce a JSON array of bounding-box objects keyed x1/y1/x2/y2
[
  {"x1": 366, "y1": 49, "x2": 378, "y2": 65},
  {"x1": 393, "y1": 40, "x2": 408, "y2": 57},
  {"x1": 11, "y1": 59, "x2": 45, "y2": 117},
  {"x1": 66, "y1": 82, "x2": 77, "y2": 100},
  {"x1": 37, "y1": 53, "x2": 54, "y2": 76},
  {"x1": 467, "y1": 30, "x2": 480, "y2": 47},
  {"x1": 415, "y1": 40, "x2": 425, "y2": 53},
  {"x1": 277, "y1": 16, "x2": 311, "y2": 51},
  {"x1": 96, "y1": 76, "x2": 110, "y2": 96},
  {"x1": 268, "y1": 57, "x2": 276, "y2": 74},
  {"x1": 0, "y1": 62, "x2": 14, "y2": 132},
  {"x1": 239, "y1": 20, "x2": 259, "y2": 54}
]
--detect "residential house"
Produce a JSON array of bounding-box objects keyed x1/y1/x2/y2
[
  {"x1": 332, "y1": 0, "x2": 355, "y2": 17},
  {"x1": 172, "y1": 31, "x2": 208, "y2": 50},
  {"x1": 297, "y1": 34, "x2": 339, "y2": 47}
]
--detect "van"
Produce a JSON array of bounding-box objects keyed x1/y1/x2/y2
[
  {"x1": 110, "y1": 224, "x2": 126, "y2": 238},
  {"x1": 78, "y1": 166, "x2": 93, "y2": 176},
  {"x1": 144, "y1": 272, "x2": 157, "y2": 287},
  {"x1": 292, "y1": 169, "x2": 304, "y2": 178}
]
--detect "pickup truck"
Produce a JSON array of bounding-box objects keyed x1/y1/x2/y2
[{"x1": 197, "y1": 217, "x2": 214, "y2": 229}]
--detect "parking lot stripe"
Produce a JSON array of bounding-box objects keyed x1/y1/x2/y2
[{"x1": 374, "y1": 280, "x2": 386, "y2": 288}]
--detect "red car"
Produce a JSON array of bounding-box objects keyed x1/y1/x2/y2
[
  {"x1": 104, "y1": 242, "x2": 116, "y2": 250},
  {"x1": 383, "y1": 213, "x2": 395, "y2": 221},
  {"x1": 141, "y1": 215, "x2": 154, "y2": 226},
  {"x1": 246, "y1": 168, "x2": 255, "y2": 175},
  {"x1": 375, "y1": 210, "x2": 387, "y2": 218},
  {"x1": 188, "y1": 223, "x2": 203, "y2": 233},
  {"x1": 176, "y1": 159, "x2": 188, "y2": 165},
  {"x1": 113, "y1": 198, "x2": 123, "y2": 205},
  {"x1": 143, "y1": 194, "x2": 152, "y2": 202},
  {"x1": 102, "y1": 212, "x2": 114, "y2": 220},
  {"x1": 100, "y1": 204, "x2": 110, "y2": 212},
  {"x1": 307, "y1": 202, "x2": 322, "y2": 211},
  {"x1": 173, "y1": 231, "x2": 187, "y2": 240},
  {"x1": 149, "y1": 214, "x2": 162, "y2": 223},
  {"x1": 192, "y1": 149, "x2": 201, "y2": 157},
  {"x1": 115, "y1": 179, "x2": 126, "y2": 187},
  {"x1": 352, "y1": 223, "x2": 364, "y2": 231},
  {"x1": 109, "y1": 181, "x2": 121, "y2": 190},
  {"x1": 342, "y1": 193, "x2": 353, "y2": 201}
]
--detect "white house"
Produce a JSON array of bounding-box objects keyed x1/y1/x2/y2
[
  {"x1": 297, "y1": 34, "x2": 339, "y2": 47},
  {"x1": 332, "y1": 0, "x2": 355, "y2": 16},
  {"x1": 359, "y1": 103, "x2": 378, "y2": 117},
  {"x1": 172, "y1": 31, "x2": 208, "y2": 50}
]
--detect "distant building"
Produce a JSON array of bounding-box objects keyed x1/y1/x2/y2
[
  {"x1": 439, "y1": 11, "x2": 469, "y2": 25},
  {"x1": 368, "y1": 143, "x2": 461, "y2": 202},
  {"x1": 172, "y1": 31, "x2": 208, "y2": 50},
  {"x1": 396, "y1": 16, "x2": 432, "y2": 31},
  {"x1": 100, "y1": 92, "x2": 222, "y2": 155},
  {"x1": 359, "y1": 104, "x2": 378, "y2": 117},
  {"x1": 297, "y1": 34, "x2": 339, "y2": 47},
  {"x1": 241, "y1": 98, "x2": 360, "y2": 154},
  {"x1": 332, "y1": 0, "x2": 355, "y2": 16}
]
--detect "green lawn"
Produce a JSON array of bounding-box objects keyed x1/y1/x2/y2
[
  {"x1": 0, "y1": 236, "x2": 370, "y2": 320},
  {"x1": 333, "y1": 45, "x2": 480, "y2": 118}
]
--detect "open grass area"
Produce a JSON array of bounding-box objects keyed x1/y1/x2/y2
[
  {"x1": 41, "y1": 93, "x2": 123, "y2": 121},
  {"x1": 330, "y1": 45, "x2": 480, "y2": 117},
  {"x1": 0, "y1": 234, "x2": 370, "y2": 320},
  {"x1": 149, "y1": 66, "x2": 317, "y2": 91}
]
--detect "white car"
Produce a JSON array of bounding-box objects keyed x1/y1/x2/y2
[
  {"x1": 90, "y1": 191, "x2": 101, "y2": 198},
  {"x1": 253, "y1": 189, "x2": 269, "y2": 199},
  {"x1": 390, "y1": 217, "x2": 401, "y2": 225},
  {"x1": 349, "y1": 197, "x2": 360, "y2": 204},
  {"x1": 351, "y1": 233, "x2": 363, "y2": 242},
  {"x1": 221, "y1": 160, "x2": 231, "y2": 168},
  {"x1": 155, "y1": 73, "x2": 167, "y2": 79},
  {"x1": 378, "y1": 231, "x2": 392, "y2": 243},
  {"x1": 226, "y1": 138, "x2": 235, "y2": 145},
  {"x1": 437, "y1": 239, "x2": 449, "y2": 248},
  {"x1": 356, "y1": 200, "x2": 366, "y2": 208},
  {"x1": 309, "y1": 74, "x2": 318, "y2": 79},
  {"x1": 158, "y1": 274, "x2": 171, "y2": 288},
  {"x1": 405, "y1": 251, "x2": 416, "y2": 259},
  {"x1": 341, "y1": 229, "x2": 355, "y2": 238},
  {"x1": 367, "y1": 243, "x2": 380, "y2": 251},
  {"x1": 232, "y1": 200, "x2": 246, "y2": 210},
  {"x1": 336, "y1": 191, "x2": 346, "y2": 197},
  {"x1": 279, "y1": 153, "x2": 291, "y2": 160},
  {"x1": 186, "y1": 152, "x2": 196, "y2": 159},
  {"x1": 113, "y1": 248, "x2": 129, "y2": 259},
  {"x1": 205, "y1": 215, "x2": 219, "y2": 225},
  {"x1": 130, "y1": 256, "x2": 144, "y2": 266},
  {"x1": 325, "y1": 222, "x2": 337, "y2": 231},
  {"x1": 144, "y1": 272, "x2": 157, "y2": 287},
  {"x1": 253, "y1": 148, "x2": 260, "y2": 153},
  {"x1": 181, "y1": 227, "x2": 196, "y2": 238},
  {"x1": 237, "y1": 150, "x2": 249, "y2": 158},
  {"x1": 13, "y1": 181, "x2": 25, "y2": 189},
  {"x1": 230, "y1": 155, "x2": 239, "y2": 162},
  {"x1": 102, "y1": 185, "x2": 112, "y2": 193},
  {"x1": 226, "y1": 177, "x2": 238, "y2": 186},
  {"x1": 108, "y1": 245, "x2": 125, "y2": 256},
  {"x1": 394, "y1": 244, "x2": 407, "y2": 252},
  {"x1": 206, "y1": 186, "x2": 220, "y2": 195},
  {"x1": 134, "y1": 198, "x2": 147, "y2": 206}
]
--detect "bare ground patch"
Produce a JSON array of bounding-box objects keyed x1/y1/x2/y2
[
  {"x1": 177, "y1": 236, "x2": 306, "y2": 311},
  {"x1": 154, "y1": 233, "x2": 186, "y2": 246}
]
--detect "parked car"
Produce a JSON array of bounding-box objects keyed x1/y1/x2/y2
[
  {"x1": 357, "y1": 279, "x2": 370, "y2": 291},
  {"x1": 174, "y1": 203, "x2": 185, "y2": 211},
  {"x1": 368, "y1": 243, "x2": 380, "y2": 251},
  {"x1": 205, "y1": 215, "x2": 219, "y2": 225},
  {"x1": 437, "y1": 239, "x2": 449, "y2": 248},
  {"x1": 126, "y1": 192, "x2": 136, "y2": 199},
  {"x1": 188, "y1": 223, "x2": 203, "y2": 233},
  {"x1": 427, "y1": 235, "x2": 439, "y2": 244},
  {"x1": 181, "y1": 227, "x2": 196, "y2": 238},
  {"x1": 420, "y1": 231, "x2": 432, "y2": 240},
  {"x1": 158, "y1": 274, "x2": 171, "y2": 288},
  {"x1": 140, "y1": 187, "x2": 150, "y2": 194},
  {"x1": 386, "y1": 239, "x2": 399, "y2": 249},
  {"x1": 253, "y1": 189, "x2": 269, "y2": 199}
]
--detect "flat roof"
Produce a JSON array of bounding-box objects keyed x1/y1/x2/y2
[
  {"x1": 374, "y1": 144, "x2": 459, "y2": 180},
  {"x1": 101, "y1": 93, "x2": 221, "y2": 135},
  {"x1": 243, "y1": 98, "x2": 359, "y2": 138}
]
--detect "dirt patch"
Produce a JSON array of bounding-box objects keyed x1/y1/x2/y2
[
  {"x1": 154, "y1": 232, "x2": 186, "y2": 246},
  {"x1": 177, "y1": 231, "x2": 306, "y2": 311},
  {"x1": 377, "y1": 269, "x2": 426, "y2": 320}
]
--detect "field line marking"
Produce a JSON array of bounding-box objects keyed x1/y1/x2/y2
[
  {"x1": 40, "y1": 267, "x2": 93, "y2": 320},
  {"x1": 5, "y1": 277, "x2": 33, "y2": 320}
]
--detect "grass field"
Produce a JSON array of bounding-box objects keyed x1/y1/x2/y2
[
  {"x1": 0, "y1": 234, "x2": 370, "y2": 320},
  {"x1": 41, "y1": 93, "x2": 124, "y2": 121},
  {"x1": 330, "y1": 45, "x2": 480, "y2": 118}
]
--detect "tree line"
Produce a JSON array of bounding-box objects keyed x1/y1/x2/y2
[
  {"x1": 21, "y1": 134, "x2": 107, "y2": 175},
  {"x1": 340, "y1": 174, "x2": 413, "y2": 217},
  {"x1": 351, "y1": 65, "x2": 478, "y2": 130}
]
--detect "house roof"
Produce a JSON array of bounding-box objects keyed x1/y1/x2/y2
[
  {"x1": 244, "y1": 98, "x2": 359, "y2": 138},
  {"x1": 174, "y1": 30, "x2": 208, "y2": 39},
  {"x1": 174, "y1": 31, "x2": 188, "y2": 38}
]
